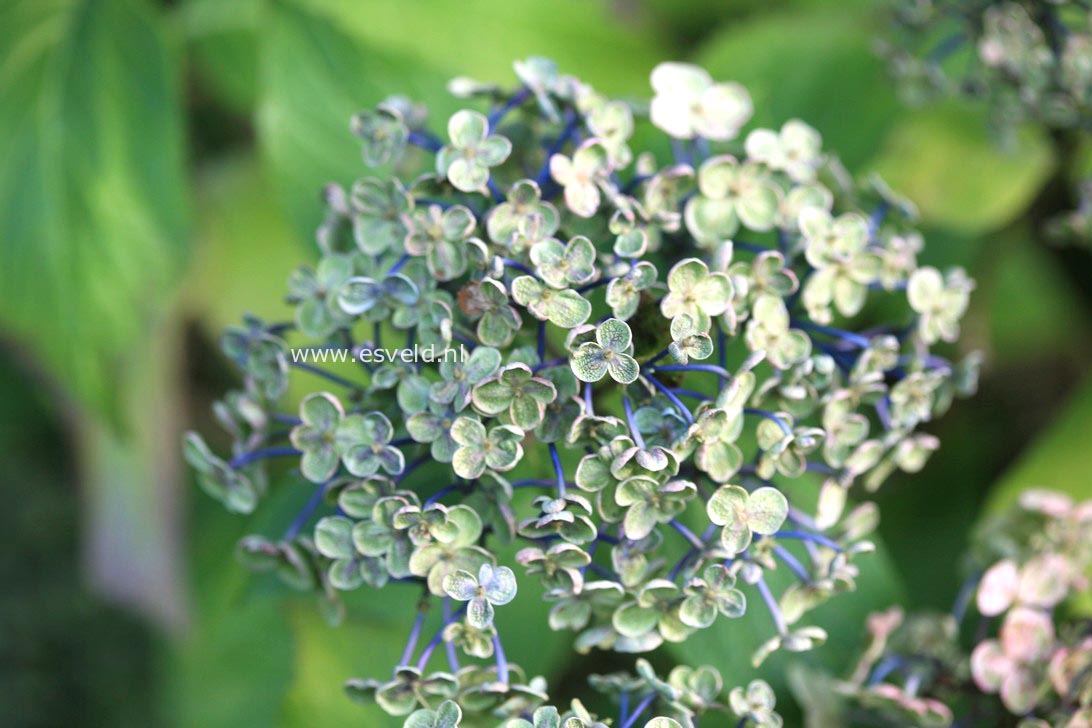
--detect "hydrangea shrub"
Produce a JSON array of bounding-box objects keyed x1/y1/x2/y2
[
  {"x1": 880, "y1": 0, "x2": 1092, "y2": 244},
  {"x1": 184, "y1": 57, "x2": 980, "y2": 726}
]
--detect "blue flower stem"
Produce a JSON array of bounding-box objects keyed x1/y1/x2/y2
[
  {"x1": 549, "y1": 443, "x2": 566, "y2": 499},
  {"x1": 743, "y1": 408, "x2": 793, "y2": 436},
  {"x1": 772, "y1": 544, "x2": 810, "y2": 582},
  {"x1": 407, "y1": 130, "x2": 442, "y2": 153},
  {"x1": 671, "y1": 387, "x2": 711, "y2": 401},
  {"x1": 716, "y1": 322, "x2": 728, "y2": 369},
  {"x1": 668, "y1": 524, "x2": 717, "y2": 581},
  {"x1": 576, "y1": 277, "x2": 611, "y2": 294},
  {"x1": 288, "y1": 361, "x2": 364, "y2": 391},
  {"x1": 532, "y1": 357, "x2": 566, "y2": 373},
  {"x1": 487, "y1": 176, "x2": 505, "y2": 203},
  {"x1": 493, "y1": 633, "x2": 510, "y2": 685},
  {"x1": 488, "y1": 87, "x2": 531, "y2": 127},
  {"x1": 669, "y1": 519, "x2": 704, "y2": 550},
  {"x1": 535, "y1": 110, "x2": 580, "y2": 187},
  {"x1": 646, "y1": 347, "x2": 672, "y2": 366},
  {"x1": 775, "y1": 530, "x2": 842, "y2": 552},
  {"x1": 452, "y1": 331, "x2": 478, "y2": 349},
  {"x1": 414, "y1": 603, "x2": 467, "y2": 671},
  {"x1": 229, "y1": 446, "x2": 300, "y2": 469},
  {"x1": 619, "y1": 691, "x2": 631, "y2": 725},
  {"x1": 387, "y1": 253, "x2": 410, "y2": 275},
  {"x1": 499, "y1": 257, "x2": 538, "y2": 278},
  {"x1": 443, "y1": 598, "x2": 460, "y2": 672},
  {"x1": 875, "y1": 396, "x2": 892, "y2": 430},
  {"x1": 284, "y1": 479, "x2": 329, "y2": 539},
  {"x1": 622, "y1": 395, "x2": 646, "y2": 449},
  {"x1": 735, "y1": 240, "x2": 773, "y2": 253},
  {"x1": 424, "y1": 484, "x2": 459, "y2": 506},
  {"x1": 583, "y1": 382, "x2": 595, "y2": 415},
  {"x1": 791, "y1": 320, "x2": 871, "y2": 348},
  {"x1": 537, "y1": 321, "x2": 547, "y2": 359},
  {"x1": 396, "y1": 455, "x2": 429, "y2": 484},
  {"x1": 650, "y1": 363, "x2": 733, "y2": 380},
  {"x1": 755, "y1": 576, "x2": 788, "y2": 635},
  {"x1": 398, "y1": 610, "x2": 427, "y2": 667},
  {"x1": 621, "y1": 693, "x2": 656, "y2": 728},
  {"x1": 271, "y1": 413, "x2": 303, "y2": 426},
  {"x1": 644, "y1": 374, "x2": 695, "y2": 425}
]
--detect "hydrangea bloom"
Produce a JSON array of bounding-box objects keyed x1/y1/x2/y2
[
  {"x1": 185, "y1": 57, "x2": 978, "y2": 725},
  {"x1": 798, "y1": 489, "x2": 1092, "y2": 727}
]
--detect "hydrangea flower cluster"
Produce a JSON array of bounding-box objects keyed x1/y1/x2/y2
[
  {"x1": 185, "y1": 57, "x2": 978, "y2": 725},
  {"x1": 796, "y1": 489, "x2": 1091, "y2": 727},
  {"x1": 880, "y1": 0, "x2": 1092, "y2": 244}
]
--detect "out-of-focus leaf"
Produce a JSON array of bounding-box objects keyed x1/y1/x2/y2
[
  {"x1": 986, "y1": 376, "x2": 1092, "y2": 513},
  {"x1": 183, "y1": 154, "x2": 302, "y2": 331},
  {"x1": 299, "y1": 0, "x2": 664, "y2": 94},
  {"x1": 180, "y1": 0, "x2": 260, "y2": 114},
  {"x1": 258, "y1": 0, "x2": 451, "y2": 237},
  {"x1": 0, "y1": 0, "x2": 190, "y2": 421},
  {"x1": 695, "y1": 8, "x2": 900, "y2": 169},
  {"x1": 984, "y1": 237, "x2": 1092, "y2": 364},
  {"x1": 258, "y1": 0, "x2": 666, "y2": 239},
  {"x1": 867, "y1": 104, "x2": 1053, "y2": 235},
  {"x1": 282, "y1": 606, "x2": 404, "y2": 728}
]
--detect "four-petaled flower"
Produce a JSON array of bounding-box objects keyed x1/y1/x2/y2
[
  {"x1": 684, "y1": 408, "x2": 744, "y2": 483},
  {"x1": 443, "y1": 563, "x2": 518, "y2": 628},
  {"x1": 472, "y1": 363, "x2": 558, "y2": 431},
  {"x1": 351, "y1": 102, "x2": 408, "y2": 167},
  {"x1": 437, "y1": 110, "x2": 512, "y2": 193},
  {"x1": 486, "y1": 179, "x2": 559, "y2": 247},
  {"x1": 685, "y1": 155, "x2": 781, "y2": 246},
  {"x1": 450, "y1": 416, "x2": 525, "y2": 479},
  {"x1": 606, "y1": 261, "x2": 658, "y2": 320},
  {"x1": 615, "y1": 476, "x2": 696, "y2": 540},
  {"x1": 290, "y1": 392, "x2": 345, "y2": 483},
  {"x1": 680, "y1": 564, "x2": 746, "y2": 628},
  {"x1": 729, "y1": 679, "x2": 782, "y2": 728},
  {"x1": 649, "y1": 62, "x2": 753, "y2": 140},
  {"x1": 349, "y1": 177, "x2": 413, "y2": 255},
  {"x1": 706, "y1": 484, "x2": 789, "y2": 555},
  {"x1": 287, "y1": 254, "x2": 354, "y2": 338},
  {"x1": 800, "y1": 207, "x2": 882, "y2": 323},
  {"x1": 907, "y1": 265, "x2": 974, "y2": 345},
  {"x1": 458, "y1": 278, "x2": 522, "y2": 347},
  {"x1": 744, "y1": 294, "x2": 812, "y2": 370},
  {"x1": 570, "y1": 318, "x2": 640, "y2": 384},
  {"x1": 404, "y1": 204, "x2": 476, "y2": 282},
  {"x1": 336, "y1": 411, "x2": 405, "y2": 477},
  {"x1": 337, "y1": 271, "x2": 419, "y2": 318},
  {"x1": 668, "y1": 313, "x2": 714, "y2": 364},
  {"x1": 745, "y1": 119, "x2": 823, "y2": 183},
  {"x1": 511, "y1": 275, "x2": 592, "y2": 328},
  {"x1": 431, "y1": 346, "x2": 502, "y2": 412},
  {"x1": 550, "y1": 140, "x2": 610, "y2": 218},
  {"x1": 660, "y1": 258, "x2": 732, "y2": 332},
  {"x1": 530, "y1": 235, "x2": 597, "y2": 289}
]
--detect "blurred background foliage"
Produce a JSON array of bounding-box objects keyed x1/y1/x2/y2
[{"x1": 0, "y1": 0, "x2": 1089, "y2": 725}]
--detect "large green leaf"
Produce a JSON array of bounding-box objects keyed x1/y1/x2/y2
[
  {"x1": 257, "y1": 0, "x2": 666, "y2": 239},
  {"x1": 695, "y1": 7, "x2": 901, "y2": 170},
  {"x1": 986, "y1": 376, "x2": 1092, "y2": 513},
  {"x1": 0, "y1": 0, "x2": 190, "y2": 420},
  {"x1": 867, "y1": 103, "x2": 1053, "y2": 235}
]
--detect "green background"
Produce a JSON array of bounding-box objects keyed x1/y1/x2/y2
[{"x1": 1, "y1": 0, "x2": 1090, "y2": 725}]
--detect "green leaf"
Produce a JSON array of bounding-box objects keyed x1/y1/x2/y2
[
  {"x1": 0, "y1": 0, "x2": 190, "y2": 420},
  {"x1": 867, "y1": 103, "x2": 1053, "y2": 235},
  {"x1": 986, "y1": 376, "x2": 1092, "y2": 513},
  {"x1": 258, "y1": 0, "x2": 452, "y2": 237},
  {"x1": 695, "y1": 7, "x2": 900, "y2": 169}
]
